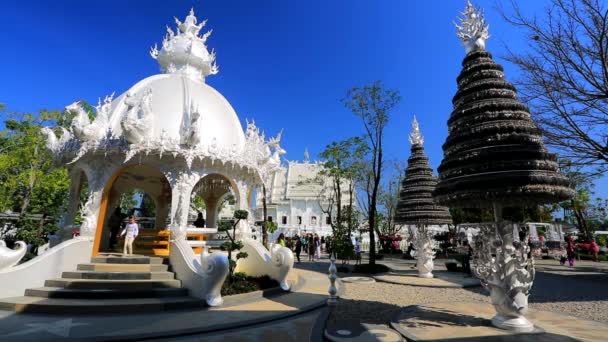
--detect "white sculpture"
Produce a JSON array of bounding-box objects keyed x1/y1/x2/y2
[
  {"x1": 169, "y1": 238, "x2": 229, "y2": 306},
  {"x1": 235, "y1": 238, "x2": 294, "y2": 291},
  {"x1": 40, "y1": 127, "x2": 72, "y2": 154},
  {"x1": 78, "y1": 192, "x2": 99, "y2": 238},
  {"x1": 409, "y1": 115, "x2": 424, "y2": 146},
  {"x1": 455, "y1": 0, "x2": 490, "y2": 53},
  {"x1": 270, "y1": 244, "x2": 295, "y2": 291},
  {"x1": 410, "y1": 225, "x2": 436, "y2": 278},
  {"x1": 472, "y1": 223, "x2": 535, "y2": 332},
  {"x1": 67, "y1": 101, "x2": 96, "y2": 143},
  {"x1": 151, "y1": 8, "x2": 218, "y2": 81},
  {"x1": 121, "y1": 88, "x2": 154, "y2": 145},
  {"x1": 0, "y1": 241, "x2": 27, "y2": 270},
  {"x1": 182, "y1": 104, "x2": 202, "y2": 146}
]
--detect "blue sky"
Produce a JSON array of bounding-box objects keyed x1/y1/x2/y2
[{"x1": 0, "y1": 0, "x2": 606, "y2": 199}]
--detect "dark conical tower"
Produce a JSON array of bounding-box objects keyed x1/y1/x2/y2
[
  {"x1": 433, "y1": 4, "x2": 574, "y2": 209},
  {"x1": 395, "y1": 117, "x2": 453, "y2": 225}
]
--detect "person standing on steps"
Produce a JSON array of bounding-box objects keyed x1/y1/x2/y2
[
  {"x1": 108, "y1": 207, "x2": 124, "y2": 250},
  {"x1": 121, "y1": 216, "x2": 139, "y2": 256}
]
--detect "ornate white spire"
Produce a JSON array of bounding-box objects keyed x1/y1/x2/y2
[
  {"x1": 304, "y1": 148, "x2": 310, "y2": 163},
  {"x1": 150, "y1": 8, "x2": 218, "y2": 82},
  {"x1": 455, "y1": 0, "x2": 490, "y2": 53},
  {"x1": 409, "y1": 115, "x2": 424, "y2": 146}
]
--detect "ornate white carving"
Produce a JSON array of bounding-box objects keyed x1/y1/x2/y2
[
  {"x1": 0, "y1": 241, "x2": 27, "y2": 270},
  {"x1": 170, "y1": 238, "x2": 229, "y2": 307},
  {"x1": 151, "y1": 8, "x2": 218, "y2": 81},
  {"x1": 455, "y1": 0, "x2": 490, "y2": 53},
  {"x1": 409, "y1": 115, "x2": 424, "y2": 146},
  {"x1": 78, "y1": 192, "x2": 100, "y2": 238},
  {"x1": 41, "y1": 127, "x2": 73, "y2": 155},
  {"x1": 121, "y1": 88, "x2": 154, "y2": 145},
  {"x1": 410, "y1": 225, "x2": 436, "y2": 278},
  {"x1": 472, "y1": 223, "x2": 535, "y2": 332},
  {"x1": 271, "y1": 244, "x2": 295, "y2": 291},
  {"x1": 328, "y1": 251, "x2": 338, "y2": 306},
  {"x1": 181, "y1": 103, "x2": 202, "y2": 147}
]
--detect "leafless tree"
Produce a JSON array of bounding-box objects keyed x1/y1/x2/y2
[{"x1": 500, "y1": 0, "x2": 608, "y2": 174}]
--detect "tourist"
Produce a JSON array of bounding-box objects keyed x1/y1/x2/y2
[
  {"x1": 314, "y1": 234, "x2": 322, "y2": 259},
  {"x1": 193, "y1": 212, "x2": 205, "y2": 228},
  {"x1": 277, "y1": 233, "x2": 286, "y2": 247},
  {"x1": 120, "y1": 216, "x2": 139, "y2": 256},
  {"x1": 308, "y1": 234, "x2": 314, "y2": 261},
  {"x1": 462, "y1": 241, "x2": 472, "y2": 275},
  {"x1": 108, "y1": 207, "x2": 123, "y2": 250},
  {"x1": 591, "y1": 239, "x2": 600, "y2": 262},
  {"x1": 566, "y1": 236, "x2": 576, "y2": 267},
  {"x1": 321, "y1": 236, "x2": 325, "y2": 253},
  {"x1": 294, "y1": 235, "x2": 302, "y2": 263},
  {"x1": 355, "y1": 237, "x2": 362, "y2": 265}
]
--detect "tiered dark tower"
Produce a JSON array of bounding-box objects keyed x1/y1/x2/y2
[
  {"x1": 432, "y1": 46, "x2": 574, "y2": 209},
  {"x1": 395, "y1": 117, "x2": 453, "y2": 226}
]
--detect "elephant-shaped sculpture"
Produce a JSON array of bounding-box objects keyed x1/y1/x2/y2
[{"x1": 0, "y1": 241, "x2": 28, "y2": 270}]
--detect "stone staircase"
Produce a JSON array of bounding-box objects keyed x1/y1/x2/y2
[{"x1": 0, "y1": 253, "x2": 204, "y2": 314}]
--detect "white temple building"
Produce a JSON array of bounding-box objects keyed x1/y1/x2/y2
[{"x1": 255, "y1": 154, "x2": 356, "y2": 241}]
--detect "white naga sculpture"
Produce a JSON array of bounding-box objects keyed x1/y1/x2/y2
[
  {"x1": 410, "y1": 226, "x2": 436, "y2": 278},
  {"x1": 40, "y1": 127, "x2": 73, "y2": 154},
  {"x1": 472, "y1": 223, "x2": 535, "y2": 332},
  {"x1": 0, "y1": 240, "x2": 27, "y2": 270},
  {"x1": 121, "y1": 88, "x2": 154, "y2": 145},
  {"x1": 455, "y1": 0, "x2": 490, "y2": 53}
]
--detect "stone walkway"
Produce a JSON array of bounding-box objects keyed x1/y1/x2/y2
[{"x1": 0, "y1": 268, "x2": 329, "y2": 341}]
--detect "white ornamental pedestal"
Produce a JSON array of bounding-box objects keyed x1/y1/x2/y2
[
  {"x1": 472, "y1": 221, "x2": 536, "y2": 333},
  {"x1": 411, "y1": 226, "x2": 435, "y2": 278}
]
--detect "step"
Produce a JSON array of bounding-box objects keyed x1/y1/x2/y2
[
  {"x1": 77, "y1": 263, "x2": 168, "y2": 272},
  {"x1": 45, "y1": 278, "x2": 181, "y2": 290},
  {"x1": 0, "y1": 296, "x2": 204, "y2": 314},
  {"x1": 91, "y1": 255, "x2": 164, "y2": 264},
  {"x1": 25, "y1": 287, "x2": 189, "y2": 299},
  {"x1": 61, "y1": 271, "x2": 175, "y2": 280}
]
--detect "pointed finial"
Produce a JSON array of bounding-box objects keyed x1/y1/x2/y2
[
  {"x1": 455, "y1": 0, "x2": 490, "y2": 53},
  {"x1": 304, "y1": 148, "x2": 310, "y2": 163},
  {"x1": 409, "y1": 115, "x2": 424, "y2": 146}
]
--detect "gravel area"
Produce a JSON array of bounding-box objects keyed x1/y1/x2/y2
[{"x1": 295, "y1": 257, "x2": 608, "y2": 324}]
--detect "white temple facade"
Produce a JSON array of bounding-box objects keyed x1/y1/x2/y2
[{"x1": 255, "y1": 157, "x2": 356, "y2": 241}]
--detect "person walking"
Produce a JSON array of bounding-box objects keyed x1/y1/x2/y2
[
  {"x1": 354, "y1": 237, "x2": 362, "y2": 265},
  {"x1": 121, "y1": 216, "x2": 139, "y2": 256},
  {"x1": 566, "y1": 236, "x2": 576, "y2": 267},
  {"x1": 314, "y1": 234, "x2": 321, "y2": 260},
  {"x1": 308, "y1": 234, "x2": 314, "y2": 261},
  {"x1": 591, "y1": 239, "x2": 600, "y2": 262},
  {"x1": 276, "y1": 233, "x2": 286, "y2": 247},
  {"x1": 294, "y1": 235, "x2": 302, "y2": 263}
]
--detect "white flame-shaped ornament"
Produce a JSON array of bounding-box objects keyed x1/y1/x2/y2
[{"x1": 455, "y1": 0, "x2": 490, "y2": 53}]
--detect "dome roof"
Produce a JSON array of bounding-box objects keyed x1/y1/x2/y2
[{"x1": 107, "y1": 73, "x2": 245, "y2": 153}]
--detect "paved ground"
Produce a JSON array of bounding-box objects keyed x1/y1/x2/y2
[{"x1": 306, "y1": 254, "x2": 608, "y2": 325}]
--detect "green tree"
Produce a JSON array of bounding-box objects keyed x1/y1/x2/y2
[
  {"x1": 218, "y1": 210, "x2": 249, "y2": 282},
  {"x1": 342, "y1": 81, "x2": 401, "y2": 265},
  {"x1": 318, "y1": 137, "x2": 367, "y2": 238},
  {"x1": 0, "y1": 106, "x2": 77, "y2": 249}
]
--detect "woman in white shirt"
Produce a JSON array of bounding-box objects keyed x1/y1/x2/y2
[{"x1": 121, "y1": 216, "x2": 139, "y2": 255}]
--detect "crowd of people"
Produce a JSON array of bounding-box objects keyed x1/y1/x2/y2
[
  {"x1": 274, "y1": 233, "x2": 363, "y2": 264},
  {"x1": 275, "y1": 233, "x2": 326, "y2": 263}
]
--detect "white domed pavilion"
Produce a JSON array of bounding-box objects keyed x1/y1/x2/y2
[{"x1": 1, "y1": 8, "x2": 294, "y2": 307}]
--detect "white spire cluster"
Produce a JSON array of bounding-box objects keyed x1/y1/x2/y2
[
  {"x1": 150, "y1": 8, "x2": 218, "y2": 82},
  {"x1": 409, "y1": 115, "x2": 424, "y2": 146},
  {"x1": 455, "y1": 0, "x2": 490, "y2": 53}
]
